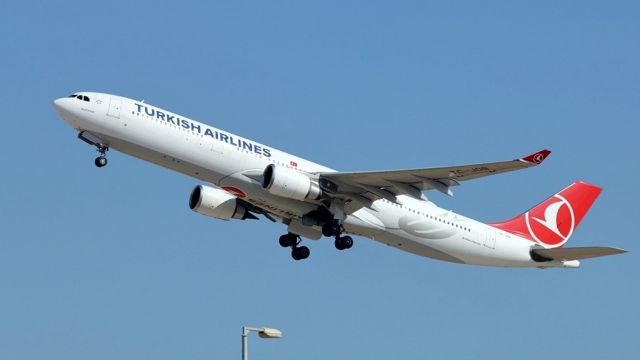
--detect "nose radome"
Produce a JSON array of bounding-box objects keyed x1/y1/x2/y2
[
  {"x1": 53, "y1": 97, "x2": 71, "y2": 115},
  {"x1": 53, "y1": 98, "x2": 64, "y2": 111}
]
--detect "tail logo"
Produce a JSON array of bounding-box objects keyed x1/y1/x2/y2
[
  {"x1": 525, "y1": 194, "x2": 575, "y2": 248},
  {"x1": 532, "y1": 153, "x2": 545, "y2": 164}
]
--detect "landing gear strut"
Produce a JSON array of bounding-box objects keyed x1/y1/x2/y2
[{"x1": 279, "y1": 233, "x2": 310, "y2": 261}]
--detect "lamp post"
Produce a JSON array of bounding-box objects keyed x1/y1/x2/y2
[{"x1": 242, "y1": 326, "x2": 282, "y2": 360}]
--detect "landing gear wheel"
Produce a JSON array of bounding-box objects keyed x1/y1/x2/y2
[
  {"x1": 322, "y1": 222, "x2": 341, "y2": 237},
  {"x1": 279, "y1": 233, "x2": 298, "y2": 248},
  {"x1": 94, "y1": 156, "x2": 108, "y2": 167},
  {"x1": 291, "y1": 246, "x2": 310, "y2": 260},
  {"x1": 279, "y1": 233, "x2": 309, "y2": 260},
  {"x1": 335, "y1": 236, "x2": 353, "y2": 250}
]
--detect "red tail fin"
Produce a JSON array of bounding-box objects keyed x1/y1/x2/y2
[{"x1": 491, "y1": 181, "x2": 602, "y2": 248}]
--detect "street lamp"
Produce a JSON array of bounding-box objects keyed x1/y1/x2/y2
[{"x1": 242, "y1": 326, "x2": 282, "y2": 360}]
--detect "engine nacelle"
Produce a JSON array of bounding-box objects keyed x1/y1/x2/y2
[
  {"x1": 189, "y1": 185, "x2": 250, "y2": 220},
  {"x1": 261, "y1": 164, "x2": 321, "y2": 201}
]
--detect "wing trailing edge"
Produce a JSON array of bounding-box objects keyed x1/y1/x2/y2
[{"x1": 318, "y1": 149, "x2": 552, "y2": 210}]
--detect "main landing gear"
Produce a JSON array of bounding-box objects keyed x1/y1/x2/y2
[
  {"x1": 279, "y1": 222, "x2": 353, "y2": 261},
  {"x1": 322, "y1": 222, "x2": 353, "y2": 251},
  {"x1": 334, "y1": 235, "x2": 353, "y2": 251},
  {"x1": 279, "y1": 233, "x2": 310, "y2": 261}
]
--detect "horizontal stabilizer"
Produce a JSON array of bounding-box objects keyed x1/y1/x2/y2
[{"x1": 531, "y1": 246, "x2": 627, "y2": 261}]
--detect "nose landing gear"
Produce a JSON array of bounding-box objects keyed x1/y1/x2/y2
[
  {"x1": 94, "y1": 156, "x2": 107, "y2": 167},
  {"x1": 78, "y1": 131, "x2": 110, "y2": 168},
  {"x1": 94, "y1": 144, "x2": 109, "y2": 168}
]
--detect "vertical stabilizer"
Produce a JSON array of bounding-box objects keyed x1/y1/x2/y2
[{"x1": 491, "y1": 181, "x2": 602, "y2": 248}]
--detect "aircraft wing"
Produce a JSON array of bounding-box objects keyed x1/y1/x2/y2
[
  {"x1": 318, "y1": 149, "x2": 550, "y2": 206},
  {"x1": 531, "y1": 246, "x2": 627, "y2": 261}
]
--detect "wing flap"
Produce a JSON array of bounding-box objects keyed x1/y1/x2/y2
[{"x1": 531, "y1": 246, "x2": 627, "y2": 261}]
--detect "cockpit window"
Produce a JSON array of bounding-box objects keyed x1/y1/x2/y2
[{"x1": 68, "y1": 94, "x2": 90, "y2": 101}]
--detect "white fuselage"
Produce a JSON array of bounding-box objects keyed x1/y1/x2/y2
[{"x1": 53, "y1": 92, "x2": 573, "y2": 268}]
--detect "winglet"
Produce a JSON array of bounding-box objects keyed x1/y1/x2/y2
[{"x1": 520, "y1": 149, "x2": 551, "y2": 164}]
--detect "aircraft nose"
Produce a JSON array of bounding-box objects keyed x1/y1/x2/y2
[
  {"x1": 53, "y1": 97, "x2": 63, "y2": 111},
  {"x1": 53, "y1": 97, "x2": 70, "y2": 115}
]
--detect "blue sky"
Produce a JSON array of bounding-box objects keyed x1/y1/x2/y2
[{"x1": 1, "y1": 1, "x2": 638, "y2": 359}]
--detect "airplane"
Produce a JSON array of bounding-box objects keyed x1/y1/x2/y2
[{"x1": 53, "y1": 92, "x2": 626, "y2": 268}]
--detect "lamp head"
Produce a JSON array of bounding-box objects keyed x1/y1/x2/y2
[{"x1": 258, "y1": 327, "x2": 283, "y2": 339}]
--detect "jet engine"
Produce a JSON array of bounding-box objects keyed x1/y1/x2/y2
[
  {"x1": 261, "y1": 164, "x2": 321, "y2": 201},
  {"x1": 189, "y1": 185, "x2": 254, "y2": 220}
]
